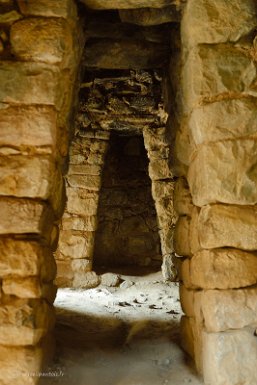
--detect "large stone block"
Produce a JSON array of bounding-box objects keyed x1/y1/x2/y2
[
  {"x1": 197, "y1": 204, "x2": 257, "y2": 250},
  {"x1": 173, "y1": 216, "x2": 191, "y2": 257},
  {"x1": 0, "y1": 105, "x2": 57, "y2": 155},
  {"x1": 66, "y1": 174, "x2": 101, "y2": 190},
  {"x1": 155, "y1": 197, "x2": 177, "y2": 228},
  {"x1": 203, "y1": 328, "x2": 257, "y2": 385},
  {"x1": 66, "y1": 188, "x2": 99, "y2": 216},
  {"x1": 174, "y1": 177, "x2": 193, "y2": 216},
  {"x1": 180, "y1": 316, "x2": 203, "y2": 374},
  {"x1": 2, "y1": 278, "x2": 57, "y2": 303},
  {"x1": 182, "y1": 45, "x2": 257, "y2": 112},
  {"x1": 61, "y1": 214, "x2": 98, "y2": 231},
  {"x1": 196, "y1": 288, "x2": 257, "y2": 333},
  {"x1": 0, "y1": 298, "x2": 55, "y2": 345},
  {"x1": 0, "y1": 239, "x2": 56, "y2": 281},
  {"x1": 0, "y1": 198, "x2": 54, "y2": 238},
  {"x1": 149, "y1": 158, "x2": 173, "y2": 180},
  {"x1": 151, "y1": 180, "x2": 175, "y2": 201},
  {"x1": 0, "y1": 335, "x2": 55, "y2": 385},
  {"x1": 182, "y1": 0, "x2": 257, "y2": 48},
  {"x1": 188, "y1": 139, "x2": 257, "y2": 206},
  {"x1": 56, "y1": 230, "x2": 94, "y2": 260},
  {"x1": 181, "y1": 249, "x2": 257, "y2": 290},
  {"x1": 0, "y1": 155, "x2": 58, "y2": 200},
  {"x1": 0, "y1": 61, "x2": 64, "y2": 109},
  {"x1": 11, "y1": 18, "x2": 73, "y2": 66},
  {"x1": 189, "y1": 98, "x2": 257, "y2": 146},
  {"x1": 119, "y1": 6, "x2": 179, "y2": 26},
  {"x1": 17, "y1": 0, "x2": 77, "y2": 19}
]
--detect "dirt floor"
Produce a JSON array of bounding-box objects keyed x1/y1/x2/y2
[{"x1": 42, "y1": 272, "x2": 203, "y2": 385}]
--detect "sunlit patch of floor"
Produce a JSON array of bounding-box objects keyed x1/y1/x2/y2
[{"x1": 42, "y1": 272, "x2": 203, "y2": 385}]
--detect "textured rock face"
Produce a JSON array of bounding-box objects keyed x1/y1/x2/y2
[
  {"x1": 79, "y1": 0, "x2": 181, "y2": 10},
  {"x1": 174, "y1": 1, "x2": 257, "y2": 384},
  {"x1": 0, "y1": 0, "x2": 82, "y2": 382}
]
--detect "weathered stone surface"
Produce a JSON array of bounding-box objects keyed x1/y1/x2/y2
[
  {"x1": 182, "y1": 0, "x2": 257, "y2": 48},
  {"x1": 54, "y1": 260, "x2": 73, "y2": 287},
  {"x1": 11, "y1": 18, "x2": 73, "y2": 66},
  {"x1": 101, "y1": 273, "x2": 120, "y2": 287},
  {"x1": 0, "y1": 105, "x2": 57, "y2": 154},
  {"x1": 151, "y1": 180, "x2": 175, "y2": 202},
  {"x1": 182, "y1": 45, "x2": 257, "y2": 112},
  {"x1": 149, "y1": 158, "x2": 173, "y2": 180},
  {"x1": 155, "y1": 197, "x2": 177, "y2": 228},
  {"x1": 80, "y1": 0, "x2": 178, "y2": 9},
  {"x1": 174, "y1": 122, "x2": 194, "y2": 166},
  {"x1": 69, "y1": 137, "x2": 108, "y2": 166},
  {"x1": 0, "y1": 299, "x2": 55, "y2": 345},
  {"x1": 17, "y1": 0, "x2": 77, "y2": 19},
  {"x1": 2, "y1": 278, "x2": 57, "y2": 303},
  {"x1": 66, "y1": 188, "x2": 99, "y2": 216},
  {"x1": 61, "y1": 214, "x2": 98, "y2": 231},
  {"x1": 119, "y1": 6, "x2": 180, "y2": 25},
  {"x1": 66, "y1": 174, "x2": 101, "y2": 190},
  {"x1": 196, "y1": 288, "x2": 257, "y2": 333},
  {"x1": 181, "y1": 316, "x2": 203, "y2": 374},
  {"x1": 143, "y1": 126, "x2": 171, "y2": 151},
  {"x1": 173, "y1": 216, "x2": 191, "y2": 257},
  {"x1": 56, "y1": 230, "x2": 94, "y2": 260},
  {"x1": 189, "y1": 98, "x2": 257, "y2": 146},
  {"x1": 161, "y1": 254, "x2": 176, "y2": 281},
  {"x1": 188, "y1": 139, "x2": 257, "y2": 206},
  {"x1": 0, "y1": 198, "x2": 54, "y2": 238},
  {"x1": 180, "y1": 316, "x2": 194, "y2": 358},
  {"x1": 0, "y1": 62, "x2": 64, "y2": 109},
  {"x1": 174, "y1": 177, "x2": 193, "y2": 216},
  {"x1": 181, "y1": 249, "x2": 257, "y2": 290},
  {"x1": 73, "y1": 271, "x2": 100, "y2": 289},
  {"x1": 0, "y1": 155, "x2": 58, "y2": 200},
  {"x1": 159, "y1": 227, "x2": 174, "y2": 256},
  {"x1": 68, "y1": 164, "x2": 102, "y2": 176},
  {"x1": 179, "y1": 284, "x2": 195, "y2": 317},
  {"x1": 203, "y1": 328, "x2": 257, "y2": 385},
  {"x1": 197, "y1": 204, "x2": 257, "y2": 251},
  {"x1": 0, "y1": 10, "x2": 21, "y2": 24},
  {"x1": 0, "y1": 336, "x2": 54, "y2": 385},
  {"x1": 71, "y1": 259, "x2": 92, "y2": 273},
  {"x1": 84, "y1": 39, "x2": 169, "y2": 70},
  {"x1": 0, "y1": 239, "x2": 56, "y2": 281}
]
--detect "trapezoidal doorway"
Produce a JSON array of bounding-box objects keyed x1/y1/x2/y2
[{"x1": 93, "y1": 132, "x2": 162, "y2": 275}]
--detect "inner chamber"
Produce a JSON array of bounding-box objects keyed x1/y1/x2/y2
[{"x1": 94, "y1": 132, "x2": 162, "y2": 273}]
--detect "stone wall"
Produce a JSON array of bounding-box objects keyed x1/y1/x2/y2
[
  {"x1": 0, "y1": 0, "x2": 83, "y2": 383},
  {"x1": 172, "y1": 1, "x2": 257, "y2": 384},
  {"x1": 94, "y1": 134, "x2": 162, "y2": 269}
]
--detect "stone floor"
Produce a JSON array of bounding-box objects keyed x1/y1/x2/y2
[{"x1": 41, "y1": 272, "x2": 203, "y2": 385}]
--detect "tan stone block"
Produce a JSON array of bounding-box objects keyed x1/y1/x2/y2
[
  {"x1": 151, "y1": 180, "x2": 175, "y2": 201},
  {"x1": 0, "y1": 335, "x2": 55, "y2": 385},
  {"x1": 174, "y1": 178, "x2": 193, "y2": 216},
  {"x1": 66, "y1": 174, "x2": 101, "y2": 190},
  {"x1": 11, "y1": 18, "x2": 73, "y2": 66},
  {"x1": 173, "y1": 216, "x2": 191, "y2": 257},
  {"x1": 196, "y1": 288, "x2": 257, "y2": 333},
  {"x1": 189, "y1": 98, "x2": 257, "y2": 146},
  {"x1": 56, "y1": 230, "x2": 95, "y2": 260},
  {"x1": 54, "y1": 259, "x2": 73, "y2": 287},
  {"x1": 71, "y1": 259, "x2": 92, "y2": 273},
  {"x1": 2, "y1": 278, "x2": 57, "y2": 303},
  {"x1": 61, "y1": 214, "x2": 98, "y2": 231},
  {"x1": 0, "y1": 104, "x2": 57, "y2": 155},
  {"x1": 0, "y1": 198, "x2": 54, "y2": 238},
  {"x1": 155, "y1": 198, "x2": 177, "y2": 228},
  {"x1": 174, "y1": 122, "x2": 194, "y2": 166},
  {"x1": 189, "y1": 206, "x2": 200, "y2": 254},
  {"x1": 188, "y1": 139, "x2": 257, "y2": 206},
  {"x1": 119, "y1": 6, "x2": 179, "y2": 26},
  {"x1": 17, "y1": 0, "x2": 77, "y2": 19},
  {"x1": 182, "y1": 0, "x2": 257, "y2": 48},
  {"x1": 0, "y1": 61, "x2": 64, "y2": 109},
  {"x1": 0, "y1": 298, "x2": 55, "y2": 345},
  {"x1": 159, "y1": 227, "x2": 174, "y2": 255},
  {"x1": 73, "y1": 271, "x2": 100, "y2": 289},
  {"x1": 180, "y1": 316, "x2": 194, "y2": 358},
  {"x1": 182, "y1": 249, "x2": 257, "y2": 290},
  {"x1": 182, "y1": 45, "x2": 257, "y2": 112},
  {"x1": 149, "y1": 158, "x2": 173, "y2": 181},
  {"x1": 66, "y1": 188, "x2": 99, "y2": 216},
  {"x1": 198, "y1": 204, "x2": 257, "y2": 250},
  {"x1": 68, "y1": 164, "x2": 102, "y2": 176},
  {"x1": 179, "y1": 284, "x2": 195, "y2": 317},
  {"x1": 203, "y1": 328, "x2": 257, "y2": 385},
  {"x1": 0, "y1": 10, "x2": 21, "y2": 24},
  {"x1": 180, "y1": 316, "x2": 203, "y2": 374},
  {"x1": 0, "y1": 155, "x2": 58, "y2": 199},
  {"x1": 0, "y1": 238, "x2": 56, "y2": 281},
  {"x1": 143, "y1": 127, "x2": 171, "y2": 151}
]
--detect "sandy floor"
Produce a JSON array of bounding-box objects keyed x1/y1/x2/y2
[{"x1": 42, "y1": 272, "x2": 203, "y2": 385}]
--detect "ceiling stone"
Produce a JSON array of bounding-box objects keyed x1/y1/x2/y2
[{"x1": 79, "y1": 0, "x2": 179, "y2": 10}]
